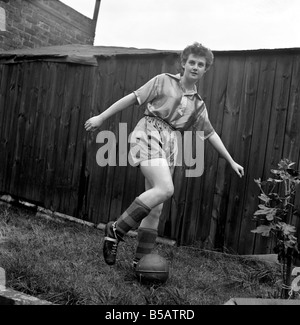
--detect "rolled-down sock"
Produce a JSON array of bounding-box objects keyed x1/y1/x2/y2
[
  {"x1": 134, "y1": 227, "x2": 158, "y2": 263},
  {"x1": 115, "y1": 197, "x2": 151, "y2": 238}
]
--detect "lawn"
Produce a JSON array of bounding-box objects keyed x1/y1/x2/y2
[{"x1": 0, "y1": 204, "x2": 284, "y2": 305}]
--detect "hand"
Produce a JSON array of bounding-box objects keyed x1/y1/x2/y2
[
  {"x1": 231, "y1": 162, "x2": 244, "y2": 178},
  {"x1": 84, "y1": 115, "x2": 104, "y2": 132}
]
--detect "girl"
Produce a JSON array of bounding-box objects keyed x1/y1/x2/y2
[{"x1": 85, "y1": 42, "x2": 244, "y2": 267}]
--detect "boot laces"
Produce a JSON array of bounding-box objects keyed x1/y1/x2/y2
[{"x1": 111, "y1": 242, "x2": 118, "y2": 255}]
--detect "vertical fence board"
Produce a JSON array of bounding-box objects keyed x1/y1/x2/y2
[
  {"x1": 83, "y1": 60, "x2": 106, "y2": 224},
  {"x1": 0, "y1": 64, "x2": 9, "y2": 190},
  {"x1": 282, "y1": 54, "x2": 300, "y2": 163},
  {"x1": 200, "y1": 56, "x2": 230, "y2": 246},
  {"x1": 224, "y1": 55, "x2": 261, "y2": 253},
  {"x1": 71, "y1": 67, "x2": 96, "y2": 221},
  {"x1": 264, "y1": 55, "x2": 293, "y2": 174},
  {"x1": 282, "y1": 54, "x2": 300, "y2": 228},
  {"x1": 50, "y1": 64, "x2": 75, "y2": 211},
  {"x1": 119, "y1": 57, "x2": 151, "y2": 217},
  {"x1": 119, "y1": 57, "x2": 141, "y2": 214},
  {"x1": 36, "y1": 63, "x2": 56, "y2": 205},
  {"x1": 85, "y1": 57, "x2": 118, "y2": 224},
  {"x1": 9, "y1": 64, "x2": 25, "y2": 196},
  {"x1": 28, "y1": 63, "x2": 51, "y2": 202},
  {"x1": 2, "y1": 65, "x2": 20, "y2": 193},
  {"x1": 107, "y1": 57, "x2": 131, "y2": 221},
  {"x1": 99, "y1": 58, "x2": 120, "y2": 223},
  {"x1": 18, "y1": 63, "x2": 42, "y2": 201},
  {"x1": 211, "y1": 55, "x2": 246, "y2": 250},
  {"x1": 243, "y1": 55, "x2": 277, "y2": 254},
  {"x1": 60, "y1": 66, "x2": 86, "y2": 215}
]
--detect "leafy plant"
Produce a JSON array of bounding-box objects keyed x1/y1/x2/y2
[{"x1": 252, "y1": 158, "x2": 300, "y2": 299}]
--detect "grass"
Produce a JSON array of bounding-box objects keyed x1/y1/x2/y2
[{"x1": 0, "y1": 204, "x2": 287, "y2": 305}]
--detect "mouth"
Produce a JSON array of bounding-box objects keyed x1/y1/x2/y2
[{"x1": 191, "y1": 72, "x2": 198, "y2": 77}]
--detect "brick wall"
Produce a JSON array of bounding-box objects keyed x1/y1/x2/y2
[{"x1": 0, "y1": 0, "x2": 96, "y2": 51}]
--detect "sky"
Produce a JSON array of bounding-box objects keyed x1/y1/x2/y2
[{"x1": 60, "y1": 0, "x2": 300, "y2": 51}]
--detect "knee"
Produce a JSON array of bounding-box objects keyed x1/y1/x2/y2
[{"x1": 158, "y1": 183, "x2": 174, "y2": 201}]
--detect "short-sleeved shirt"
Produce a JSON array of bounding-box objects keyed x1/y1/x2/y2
[{"x1": 133, "y1": 73, "x2": 215, "y2": 139}]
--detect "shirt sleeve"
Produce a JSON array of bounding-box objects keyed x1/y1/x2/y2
[
  {"x1": 194, "y1": 104, "x2": 215, "y2": 140},
  {"x1": 133, "y1": 75, "x2": 160, "y2": 105}
]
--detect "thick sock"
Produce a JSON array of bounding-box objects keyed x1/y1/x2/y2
[
  {"x1": 116, "y1": 198, "x2": 151, "y2": 238},
  {"x1": 134, "y1": 227, "x2": 158, "y2": 263}
]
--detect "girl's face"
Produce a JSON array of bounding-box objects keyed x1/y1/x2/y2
[{"x1": 182, "y1": 54, "x2": 207, "y2": 82}]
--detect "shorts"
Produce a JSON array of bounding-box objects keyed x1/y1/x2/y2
[{"x1": 128, "y1": 116, "x2": 179, "y2": 170}]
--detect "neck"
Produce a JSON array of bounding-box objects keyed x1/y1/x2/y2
[{"x1": 180, "y1": 76, "x2": 196, "y2": 91}]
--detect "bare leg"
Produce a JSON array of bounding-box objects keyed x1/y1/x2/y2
[
  {"x1": 133, "y1": 160, "x2": 173, "y2": 264},
  {"x1": 103, "y1": 158, "x2": 174, "y2": 266},
  {"x1": 138, "y1": 158, "x2": 174, "y2": 209},
  {"x1": 139, "y1": 177, "x2": 164, "y2": 230}
]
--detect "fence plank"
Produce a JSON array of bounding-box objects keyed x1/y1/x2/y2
[
  {"x1": 195, "y1": 56, "x2": 230, "y2": 248},
  {"x1": 28, "y1": 63, "x2": 52, "y2": 202},
  {"x1": 0, "y1": 64, "x2": 8, "y2": 190},
  {"x1": 119, "y1": 57, "x2": 151, "y2": 218},
  {"x1": 9, "y1": 64, "x2": 26, "y2": 197},
  {"x1": 43, "y1": 64, "x2": 68, "y2": 210},
  {"x1": 243, "y1": 55, "x2": 277, "y2": 254},
  {"x1": 282, "y1": 54, "x2": 300, "y2": 163},
  {"x1": 107, "y1": 57, "x2": 132, "y2": 222},
  {"x1": 118, "y1": 57, "x2": 141, "y2": 215},
  {"x1": 1, "y1": 65, "x2": 20, "y2": 193},
  {"x1": 224, "y1": 54, "x2": 261, "y2": 253},
  {"x1": 264, "y1": 54, "x2": 293, "y2": 173},
  {"x1": 49, "y1": 64, "x2": 75, "y2": 212},
  {"x1": 210, "y1": 55, "x2": 246, "y2": 250},
  {"x1": 282, "y1": 54, "x2": 300, "y2": 227},
  {"x1": 36, "y1": 63, "x2": 57, "y2": 205},
  {"x1": 16, "y1": 63, "x2": 43, "y2": 201},
  {"x1": 71, "y1": 66, "x2": 96, "y2": 221},
  {"x1": 85, "y1": 57, "x2": 118, "y2": 224},
  {"x1": 99, "y1": 58, "x2": 120, "y2": 223}
]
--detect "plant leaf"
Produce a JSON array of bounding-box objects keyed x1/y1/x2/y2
[
  {"x1": 278, "y1": 222, "x2": 296, "y2": 235},
  {"x1": 254, "y1": 206, "x2": 277, "y2": 221},
  {"x1": 266, "y1": 209, "x2": 277, "y2": 221},
  {"x1": 251, "y1": 225, "x2": 272, "y2": 237},
  {"x1": 271, "y1": 169, "x2": 280, "y2": 175},
  {"x1": 258, "y1": 194, "x2": 270, "y2": 203}
]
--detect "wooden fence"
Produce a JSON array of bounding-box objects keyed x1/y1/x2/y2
[{"x1": 0, "y1": 47, "x2": 300, "y2": 254}]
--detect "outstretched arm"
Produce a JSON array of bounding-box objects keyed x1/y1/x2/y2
[
  {"x1": 208, "y1": 132, "x2": 244, "y2": 178},
  {"x1": 84, "y1": 93, "x2": 137, "y2": 132}
]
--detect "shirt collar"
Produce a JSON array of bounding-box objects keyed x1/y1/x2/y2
[{"x1": 165, "y1": 73, "x2": 202, "y2": 100}]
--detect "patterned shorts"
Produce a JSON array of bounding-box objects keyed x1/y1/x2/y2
[{"x1": 128, "y1": 116, "x2": 179, "y2": 170}]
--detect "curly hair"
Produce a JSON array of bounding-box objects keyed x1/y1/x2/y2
[{"x1": 181, "y1": 42, "x2": 214, "y2": 71}]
